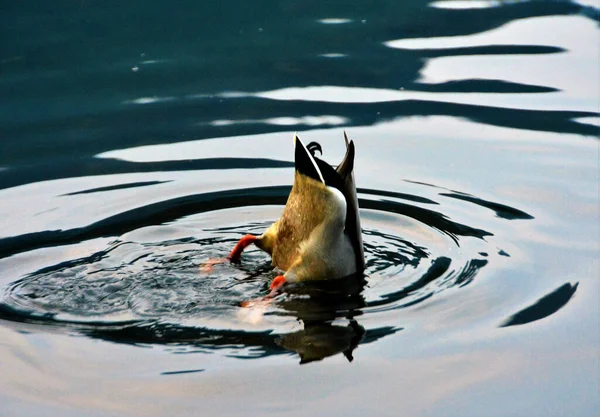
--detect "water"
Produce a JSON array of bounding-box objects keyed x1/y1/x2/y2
[{"x1": 1, "y1": 1, "x2": 598, "y2": 416}]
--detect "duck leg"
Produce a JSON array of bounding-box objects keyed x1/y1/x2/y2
[
  {"x1": 228, "y1": 234, "x2": 258, "y2": 262},
  {"x1": 268, "y1": 275, "x2": 286, "y2": 297},
  {"x1": 200, "y1": 234, "x2": 258, "y2": 273}
]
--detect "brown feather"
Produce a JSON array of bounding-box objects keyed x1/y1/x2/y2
[{"x1": 271, "y1": 173, "x2": 331, "y2": 270}]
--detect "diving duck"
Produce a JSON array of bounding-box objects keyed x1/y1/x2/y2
[{"x1": 228, "y1": 132, "x2": 364, "y2": 296}]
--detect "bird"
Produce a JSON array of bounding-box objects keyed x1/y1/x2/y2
[{"x1": 227, "y1": 132, "x2": 364, "y2": 297}]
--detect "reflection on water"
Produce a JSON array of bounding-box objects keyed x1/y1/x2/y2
[
  {"x1": 0, "y1": 0, "x2": 598, "y2": 414},
  {"x1": 501, "y1": 282, "x2": 579, "y2": 327},
  {"x1": 278, "y1": 320, "x2": 365, "y2": 364},
  {"x1": 2, "y1": 1, "x2": 598, "y2": 171}
]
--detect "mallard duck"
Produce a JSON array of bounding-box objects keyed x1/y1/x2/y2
[{"x1": 228, "y1": 132, "x2": 364, "y2": 296}]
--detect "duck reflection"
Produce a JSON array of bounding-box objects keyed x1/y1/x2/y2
[
  {"x1": 274, "y1": 273, "x2": 367, "y2": 364},
  {"x1": 277, "y1": 319, "x2": 365, "y2": 364}
]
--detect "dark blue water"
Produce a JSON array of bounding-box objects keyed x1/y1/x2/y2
[{"x1": 1, "y1": 1, "x2": 598, "y2": 416}]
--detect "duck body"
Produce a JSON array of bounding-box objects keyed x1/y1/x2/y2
[
  {"x1": 259, "y1": 173, "x2": 356, "y2": 282},
  {"x1": 228, "y1": 133, "x2": 364, "y2": 294}
]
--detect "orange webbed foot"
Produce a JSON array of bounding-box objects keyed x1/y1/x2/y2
[
  {"x1": 268, "y1": 275, "x2": 286, "y2": 298},
  {"x1": 200, "y1": 257, "x2": 228, "y2": 273},
  {"x1": 239, "y1": 275, "x2": 286, "y2": 307},
  {"x1": 240, "y1": 297, "x2": 275, "y2": 308},
  {"x1": 201, "y1": 234, "x2": 258, "y2": 272}
]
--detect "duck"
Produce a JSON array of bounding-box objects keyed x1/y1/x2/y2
[{"x1": 227, "y1": 132, "x2": 364, "y2": 297}]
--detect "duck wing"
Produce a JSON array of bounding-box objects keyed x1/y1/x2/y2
[
  {"x1": 334, "y1": 133, "x2": 365, "y2": 271},
  {"x1": 312, "y1": 133, "x2": 364, "y2": 272}
]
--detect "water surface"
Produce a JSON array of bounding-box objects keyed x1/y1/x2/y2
[{"x1": 1, "y1": 1, "x2": 598, "y2": 416}]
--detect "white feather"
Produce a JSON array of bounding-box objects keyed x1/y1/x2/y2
[{"x1": 285, "y1": 186, "x2": 356, "y2": 281}]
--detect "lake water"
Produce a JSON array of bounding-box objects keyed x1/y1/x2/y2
[{"x1": 1, "y1": 1, "x2": 598, "y2": 416}]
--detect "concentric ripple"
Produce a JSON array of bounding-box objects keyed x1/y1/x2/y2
[{"x1": 0, "y1": 183, "x2": 523, "y2": 362}]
